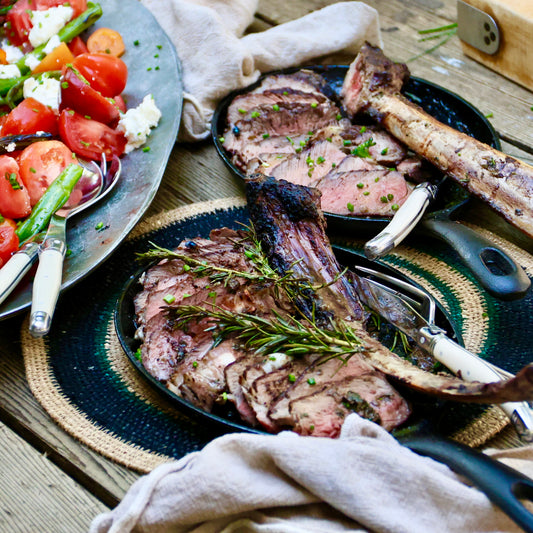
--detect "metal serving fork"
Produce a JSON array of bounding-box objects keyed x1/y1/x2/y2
[{"x1": 351, "y1": 264, "x2": 533, "y2": 442}]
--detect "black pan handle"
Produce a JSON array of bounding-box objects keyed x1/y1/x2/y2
[
  {"x1": 401, "y1": 434, "x2": 533, "y2": 533},
  {"x1": 421, "y1": 218, "x2": 530, "y2": 300}
]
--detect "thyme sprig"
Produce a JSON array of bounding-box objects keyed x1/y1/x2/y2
[{"x1": 167, "y1": 304, "x2": 365, "y2": 363}]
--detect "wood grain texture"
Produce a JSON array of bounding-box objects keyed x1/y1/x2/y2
[
  {"x1": 0, "y1": 317, "x2": 139, "y2": 507},
  {"x1": 0, "y1": 421, "x2": 108, "y2": 532},
  {"x1": 0, "y1": 1, "x2": 532, "y2": 529}
]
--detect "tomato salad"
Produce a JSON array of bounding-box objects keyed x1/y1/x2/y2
[{"x1": 0, "y1": 0, "x2": 161, "y2": 268}]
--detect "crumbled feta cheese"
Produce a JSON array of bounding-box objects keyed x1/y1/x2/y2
[
  {"x1": 1, "y1": 40, "x2": 24, "y2": 63},
  {"x1": 23, "y1": 75, "x2": 61, "y2": 110},
  {"x1": 5, "y1": 142, "x2": 16, "y2": 153},
  {"x1": 28, "y1": 6, "x2": 73, "y2": 48},
  {"x1": 0, "y1": 64, "x2": 21, "y2": 79},
  {"x1": 118, "y1": 95, "x2": 162, "y2": 153},
  {"x1": 25, "y1": 54, "x2": 41, "y2": 71},
  {"x1": 43, "y1": 34, "x2": 61, "y2": 55}
]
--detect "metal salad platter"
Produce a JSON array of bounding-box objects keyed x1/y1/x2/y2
[{"x1": 0, "y1": 0, "x2": 183, "y2": 320}]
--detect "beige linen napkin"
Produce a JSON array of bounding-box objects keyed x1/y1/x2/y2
[
  {"x1": 90, "y1": 414, "x2": 531, "y2": 533},
  {"x1": 139, "y1": 0, "x2": 382, "y2": 143}
]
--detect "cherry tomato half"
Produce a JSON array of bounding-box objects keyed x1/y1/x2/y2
[
  {"x1": 6, "y1": 0, "x2": 86, "y2": 46},
  {"x1": 5, "y1": 0, "x2": 33, "y2": 46},
  {"x1": 71, "y1": 53, "x2": 128, "y2": 97},
  {"x1": 0, "y1": 156, "x2": 31, "y2": 219},
  {"x1": 58, "y1": 109, "x2": 126, "y2": 161},
  {"x1": 68, "y1": 36, "x2": 89, "y2": 56},
  {"x1": 61, "y1": 66, "x2": 121, "y2": 126},
  {"x1": 2, "y1": 97, "x2": 59, "y2": 136},
  {"x1": 19, "y1": 140, "x2": 78, "y2": 206},
  {"x1": 0, "y1": 218, "x2": 19, "y2": 268}
]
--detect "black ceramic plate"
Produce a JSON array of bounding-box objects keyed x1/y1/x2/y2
[
  {"x1": 114, "y1": 234, "x2": 468, "y2": 437},
  {"x1": 211, "y1": 65, "x2": 500, "y2": 236}
]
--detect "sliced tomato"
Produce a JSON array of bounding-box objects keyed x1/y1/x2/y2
[
  {"x1": 112, "y1": 94, "x2": 127, "y2": 113},
  {"x1": 68, "y1": 35, "x2": 89, "y2": 56},
  {"x1": 58, "y1": 109, "x2": 126, "y2": 161},
  {"x1": 2, "y1": 97, "x2": 59, "y2": 136},
  {"x1": 5, "y1": 0, "x2": 33, "y2": 46},
  {"x1": 0, "y1": 156, "x2": 31, "y2": 219},
  {"x1": 71, "y1": 53, "x2": 128, "y2": 97},
  {"x1": 35, "y1": 0, "x2": 88, "y2": 18},
  {"x1": 0, "y1": 217, "x2": 19, "y2": 267},
  {"x1": 60, "y1": 66, "x2": 120, "y2": 125},
  {"x1": 19, "y1": 140, "x2": 78, "y2": 206},
  {"x1": 6, "y1": 0, "x2": 85, "y2": 46}
]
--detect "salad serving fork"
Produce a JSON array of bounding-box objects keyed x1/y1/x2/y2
[{"x1": 0, "y1": 157, "x2": 121, "y2": 335}]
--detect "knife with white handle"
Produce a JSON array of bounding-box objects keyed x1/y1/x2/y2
[
  {"x1": 352, "y1": 270, "x2": 533, "y2": 442},
  {"x1": 364, "y1": 182, "x2": 438, "y2": 260}
]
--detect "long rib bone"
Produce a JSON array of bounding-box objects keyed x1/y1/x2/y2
[{"x1": 341, "y1": 43, "x2": 533, "y2": 240}]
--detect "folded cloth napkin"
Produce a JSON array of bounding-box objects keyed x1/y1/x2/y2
[
  {"x1": 139, "y1": 0, "x2": 382, "y2": 143},
  {"x1": 90, "y1": 414, "x2": 532, "y2": 533}
]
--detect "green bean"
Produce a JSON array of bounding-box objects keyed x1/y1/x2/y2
[{"x1": 16, "y1": 164, "x2": 83, "y2": 243}]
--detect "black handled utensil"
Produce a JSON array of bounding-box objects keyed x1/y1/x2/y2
[{"x1": 401, "y1": 432, "x2": 533, "y2": 533}]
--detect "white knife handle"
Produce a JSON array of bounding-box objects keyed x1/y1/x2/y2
[
  {"x1": 29, "y1": 238, "x2": 66, "y2": 337},
  {"x1": 364, "y1": 182, "x2": 437, "y2": 260},
  {"x1": 424, "y1": 331, "x2": 533, "y2": 442},
  {"x1": 0, "y1": 241, "x2": 40, "y2": 305}
]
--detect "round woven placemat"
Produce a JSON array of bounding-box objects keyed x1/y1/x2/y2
[{"x1": 21, "y1": 198, "x2": 533, "y2": 473}]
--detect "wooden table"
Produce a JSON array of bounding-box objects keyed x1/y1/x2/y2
[{"x1": 1, "y1": 1, "x2": 532, "y2": 530}]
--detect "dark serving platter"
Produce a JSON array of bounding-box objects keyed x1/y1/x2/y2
[
  {"x1": 212, "y1": 64, "x2": 499, "y2": 232},
  {"x1": 211, "y1": 65, "x2": 531, "y2": 301},
  {"x1": 114, "y1": 237, "x2": 483, "y2": 439}
]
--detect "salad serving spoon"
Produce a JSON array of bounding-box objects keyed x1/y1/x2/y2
[
  {"x1": 29, "y1": 157, "x2": 122, "y2": 337},
  {"x1": 0, "y1": 158, "x2": 121, "y2": 333}
]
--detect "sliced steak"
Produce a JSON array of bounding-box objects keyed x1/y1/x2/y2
[
  {"x1": 268, "y1": 354, "x2": 380, "y2": 426},
  {"x1": 254, "y1": 69, "x2": 335, "y2": 98},
  {"x1": 268, "y1": 139, "x2": 348, "y2": 186},
  {"x1": 316, "y1": 169, "x2": 411, "y2": 216},
  {"x1": 226, "y1": 89, "x2": 330, "y2": 126},
  {"x1": 290, "y1": 374, "x2": 411, "y2": 437}
]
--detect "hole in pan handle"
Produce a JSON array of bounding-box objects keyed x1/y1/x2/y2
[{"x1": 421, "y1": 218, "x2": 530, "y2": 301}]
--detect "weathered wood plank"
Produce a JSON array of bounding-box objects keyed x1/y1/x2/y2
[
  {"x1": 0, "y1": 420, "x2": 109, "y2": 533},
  {"x1": 0, "y1": 317, "x2": 139, "y2": 508}
]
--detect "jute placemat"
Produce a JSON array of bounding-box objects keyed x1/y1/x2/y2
[{"x1": 21, "y1": 198, "x2": 533, "y2": 473}]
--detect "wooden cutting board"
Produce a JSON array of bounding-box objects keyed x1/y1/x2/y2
[{"x1": 458, "y1": 0, "x2": 533, "y2": 91}]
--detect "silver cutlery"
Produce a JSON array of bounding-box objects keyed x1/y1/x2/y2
[
  {"x1": 29, "y1": 157, "x2": 122, "y2": 337},
  {"x1": 0, "y1": 157, "x2": 121, "y2": 334},
  {"x1": 351, "y1": 263, "x2": 533, "y2": 442}
]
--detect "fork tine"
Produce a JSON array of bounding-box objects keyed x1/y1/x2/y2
[{"x1": 353, "y1": 265, "x2": 438, "y2": 326}]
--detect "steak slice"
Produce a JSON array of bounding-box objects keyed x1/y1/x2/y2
[
  {"x1": 268, "y1": 354, "x2": 382, "y2": 426},
  {"x1": 225, "y1": 352, "x2": 292, "y2": 426},
  {"x1": 290, "y1": 374, "x2": 411, "y2": 437},
  {"x1": 268, "y1": 139, "x2": 348, "y2": 187},
  {"x1": 226, "y1": 88, "x2": 330, "y2": 126},
  {"x1": 316, "y1": 169, "x2": 411, "y2": 216},
  {"x1": 254, "y1": 69, "x2": 335, "y2": 98}
]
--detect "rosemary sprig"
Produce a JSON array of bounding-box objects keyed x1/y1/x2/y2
[
  {"x1": 167, "y1": 305, "x2": 366, "y2": 363},
  {"x1": 137, "y1": 236, "x2": 348, "y2": 300}
]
